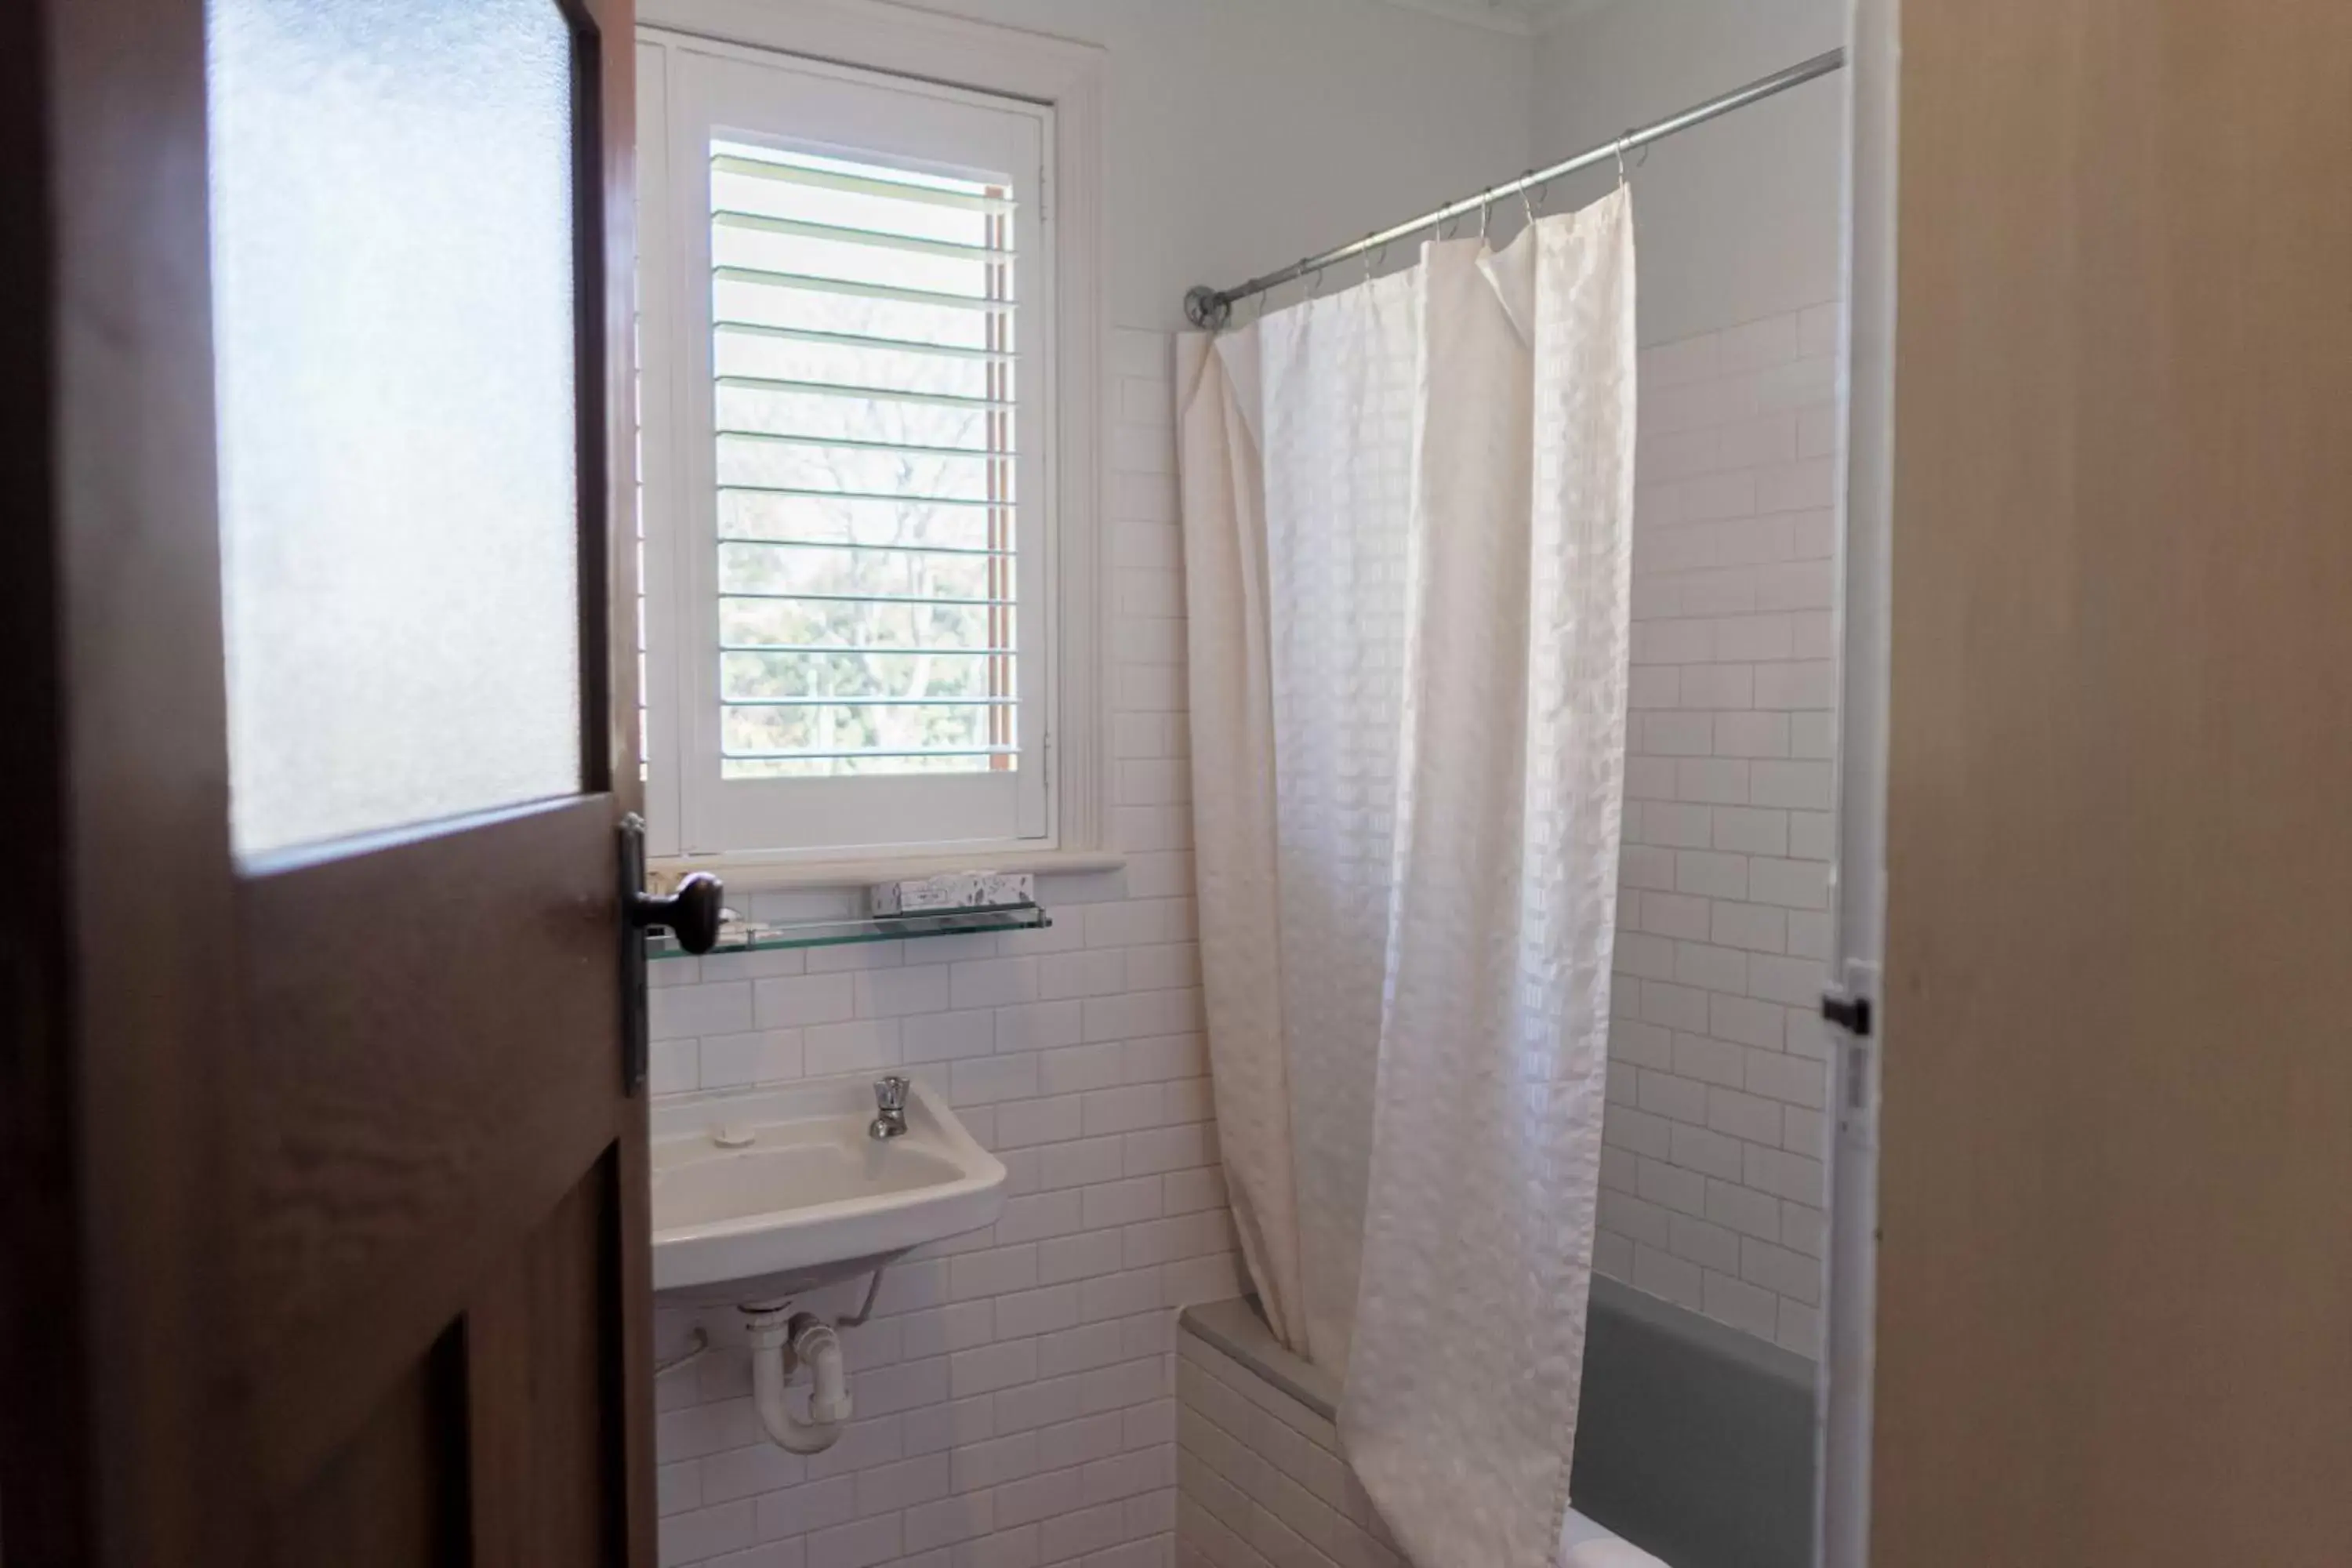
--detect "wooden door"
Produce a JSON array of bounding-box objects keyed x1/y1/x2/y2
[
  {"x1": 1871, "y1": 4, "x2": 2352, "y2": 1564},
  {"x1": 0, "y1": 0, "x2": 658, "y2": 1563}
]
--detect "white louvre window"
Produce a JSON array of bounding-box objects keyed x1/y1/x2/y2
[
  {"x1": 639, "y1": 40, "x2": 1058, "y2": 861},
  {"x1": 710, "y1": 144, "x2": 1024, "y2": 779}
]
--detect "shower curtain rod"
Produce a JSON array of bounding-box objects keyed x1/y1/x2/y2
[{"x1": 1181, "y1": 46, "x2": 1846, "y2": 329}]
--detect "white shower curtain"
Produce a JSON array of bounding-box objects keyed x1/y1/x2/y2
[{"x1": 1178, "y1": 188, "x2": 1635, "y2": 1568}]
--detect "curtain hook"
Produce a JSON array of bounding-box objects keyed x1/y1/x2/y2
[
  {"x1": 1478, "y1": 187, "x2": 1493, "y2": 241},
  {"x1": 1305, "y1": 260, "x2": 1326, "y2": 303},
  {"x1": 1614, "y1": 134, "x2": 1632, "y2": 187},
  {"x1": 1520, "y1": 170, "x2": 1541, "y2": 227}
]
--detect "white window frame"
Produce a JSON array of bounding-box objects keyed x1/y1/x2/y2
[
  {"x1": 636, "y1": 2, "x2": 1108, "y2": 884},
  {"x1": 660, "y1": 45, "x2": 1053, "y2": 857}
]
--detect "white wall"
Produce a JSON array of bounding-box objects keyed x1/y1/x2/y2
[
  {"x1": 1604, "y1": 307, "x2": 1842, "y2": 1359},
  {"x1": 1530, "y1": 0, "x2": 1844, "y2": 346},
  {"x1": 887, "y1": 0, "x2": 1536, "y2": 330}
]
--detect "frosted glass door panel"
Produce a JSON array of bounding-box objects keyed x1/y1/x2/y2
[{"x1": 207, "y1": 0, "x2": 585, "y2": 856}]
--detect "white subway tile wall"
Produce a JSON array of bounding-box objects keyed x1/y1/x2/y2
[
  {"x1": 652, "y1": 330, "x2": 1236, "y2": 1568},
  {"x1": 1602, "y1": 302, "x2": 1842, "y2": 1358},
  {"x1": 1174, "y1": 1333, "x2": 1403, "y2": 1568}
]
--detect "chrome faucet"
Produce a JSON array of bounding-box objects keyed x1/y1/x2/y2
[{"x1": 869, "y1": 1075, "x2": 909, "y2": 1140}]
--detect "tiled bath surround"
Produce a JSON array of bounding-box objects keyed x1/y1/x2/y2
[
  {"x1": 649, "y1": 330, "x2": 1236, "y2": 1568},
  {"x1": 1174, "y1": 1316, "x2": 1403, "y2": 1568},
  {"x1": 1602, "y1": 303, "x2": 1842, "y2": 1357}
]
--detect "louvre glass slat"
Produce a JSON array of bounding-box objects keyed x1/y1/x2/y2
[
  {"x1": 723, "y1": 702, "x2": 1008, "y2": 757},
  {"x1": 723, "y1": 648, "x2": 1006, "y2": 702},
  {"x1": 713, "y1": 319, "x2": 1014, "y2": 363},
  {"x1": 720, "y1": 642, "x2": 1017, "y2": 656},
  {"x1": 724, "y1": 695, "x2": 1017, "y2": 707},
  {"x1": 720, "y1": 589, "x2": 1014, "y2": 607},
  {"x1": 714, "y1": 209, "x2": 1013, "y2": 262},
  {"x1": 720, "y1": 541, "x2": 1001, "y2": 601},
  {"x1": 713, "y1": 265, "x2": 1013, "y2": 312},
  {"x1": 717, "y1": 428, "x2": 1015, "y2": 463},
  {"x1": 720, "y1": 535, "x2": 1012, "y2": 558},
  {"x1": 710, "y1": 152, "x2": 1016, "y2": 213},
  {"x1": 718, "y1": 597, "x2": 1011, "y2": 655},
  {"x1": 717, "y1": 492, "x2": 1005, "y2": 552},
  {"x1": 725, "y1": 750, "x2": 1017, "y2": 779},
  {"x1": 717, "y1": 373, "x2": 1012, "y2": 412},
  {"x1": 717, "y1": 482, "x2": 1000, "y2": 508}
]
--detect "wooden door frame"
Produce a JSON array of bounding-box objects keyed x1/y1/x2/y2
[
  {"x1": 0, "y1": 1, "x2": 648, "y2": 1560},
  {"x1": 1818, "y1": 2, "x2": 1897, "y2": 1564}
]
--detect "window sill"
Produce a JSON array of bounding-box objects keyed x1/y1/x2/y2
[{"x1": 650, "y1": 848, "x2": 1127, "y2": 893}]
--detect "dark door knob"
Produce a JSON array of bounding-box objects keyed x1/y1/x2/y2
[{"x1": 626, "y1": 872, "x2": 724, "y2": 955}]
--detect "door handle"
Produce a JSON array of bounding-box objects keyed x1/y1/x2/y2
[
  {"x1": 616, "y1": 814, "x2": 724, "y2": 1094},
  {"x1": 627, "y1": 872, "x2": 724, "y2": 955}
]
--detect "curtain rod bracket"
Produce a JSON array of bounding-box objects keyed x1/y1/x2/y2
[{"x1": 1185, "y1": 285, "x2": 1232, "y2": 331}]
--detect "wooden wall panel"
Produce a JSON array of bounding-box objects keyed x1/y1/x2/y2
[
  {"x1": 466, "y1": 1157, "x2": 623, "y2": 1568},
  {"x1": 1873, "y1": 4, "x2": 2352, "y2": 1563},
  {"x1": 271, "y1": 1330, "x2": 466, "y2": 1568}
]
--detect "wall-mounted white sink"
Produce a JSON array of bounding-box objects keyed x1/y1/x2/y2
[{"x1": 651, "y1": 1074, "x2": 1005, "y2": 1302}]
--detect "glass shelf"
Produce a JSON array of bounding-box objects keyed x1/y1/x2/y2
[{"x1": 648, "y1": 902, "x2": 1051, "y2": 960}]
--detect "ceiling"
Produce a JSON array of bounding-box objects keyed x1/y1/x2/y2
[{"x1": 1371, "y1": 0, "x2": 1621, "y2": 35}]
